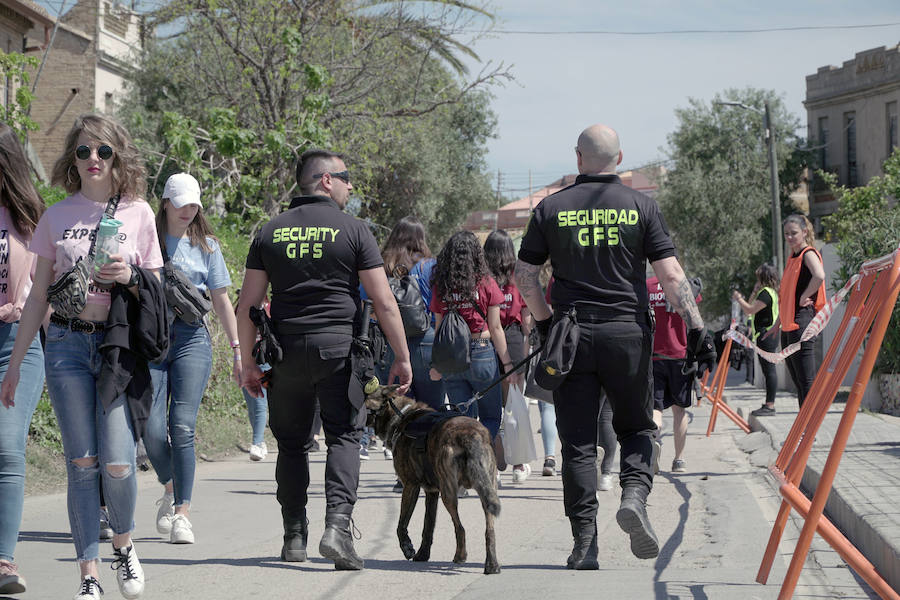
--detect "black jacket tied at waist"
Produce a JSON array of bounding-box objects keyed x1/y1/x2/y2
[{"x1": 98, "y1": 266, "x2": 169, "y2": 442}]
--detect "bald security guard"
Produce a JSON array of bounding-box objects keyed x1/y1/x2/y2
[
  {"x1": 237, "y1": 149, "x2": 412, "y2": 571},
  {"x1": 515, "y1": 124, "x2": 715, "y2": 569}
]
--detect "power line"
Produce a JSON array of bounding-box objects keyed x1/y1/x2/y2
[{"x1": 462, "y1": 21, "x2": 900, "y2": 36}]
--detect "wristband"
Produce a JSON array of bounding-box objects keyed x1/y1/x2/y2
[{"x1": 230, "y1": 340, "x2": 240, "y2": 349}]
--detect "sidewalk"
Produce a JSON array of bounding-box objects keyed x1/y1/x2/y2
[{"x1": 718, "y1": 369, "x2": 900, "y2": 593}]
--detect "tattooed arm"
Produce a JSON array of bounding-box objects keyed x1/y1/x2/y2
[
  {"x1": 514, "y1": 260, "x2": 552, "y2": 322},
  {"x1": 651, "y1": 256, "x2": 704, "y2": 330}
]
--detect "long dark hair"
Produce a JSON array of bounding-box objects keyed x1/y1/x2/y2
[
  {"x1": 432, "y1": 230, "x2": 490, "y2": 302},
  {"x1": 156, "y1": 199, "x2": 217, "y2": 254},
  {"x1": 0, "y1": 125, "x2": 44, "y2": 235},
  {"x1": 382, "y1": 215, "x2": 431, "y2": 275},
  {"x1": 483, "y1": 229, "x2": 515, "y2": 287},
  {"x1": 755, "y1": 263, "x2": 779, "y2": 290}
]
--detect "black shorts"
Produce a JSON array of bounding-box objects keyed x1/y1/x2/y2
[{"x1": 653, "y1": 359, "x2": 692, "y2": 411}]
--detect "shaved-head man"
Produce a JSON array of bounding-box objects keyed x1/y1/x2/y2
[{"x1": 515, "y1": 124, "x2": 716, "y2": 569}]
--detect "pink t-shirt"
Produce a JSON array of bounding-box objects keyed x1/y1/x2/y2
[
  {"x1": 0, "y1": 207, "x2": 34, "y2": 309},
  {"x1": 498, "y1": 282, "x2": 525, "y2": 327},
  {"x1": 32, "y1": 193, "x2": 164, "y2": 308},
  {"x1": 430, "y1": 277, "x2": 504, "y2": 334}
]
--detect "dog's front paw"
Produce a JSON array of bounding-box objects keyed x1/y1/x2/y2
[
  {"x1": 400, "y1": 540, "x2": 416, "y2": 560},
  {"x1": 452, "y1": 550, "x2": 467, "y2": 564},
  {"x1": 483, "y1": 561, "x2": 501, "y2": 575},
  {"x1": 412, "y1": 548, "x2": 431, "y2": 562}
]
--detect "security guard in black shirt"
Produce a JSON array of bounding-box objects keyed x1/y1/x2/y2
[
  {"x1": 516, "y1": 124, "x2": 715, "y2": 569},
  {"x1": 237, "y1": 149, "x2": 412, "y2": 571}
]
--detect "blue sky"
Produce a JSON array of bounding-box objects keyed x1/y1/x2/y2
[{"x1": 460, "y1": 0, "x2": 900, "y2": 194}]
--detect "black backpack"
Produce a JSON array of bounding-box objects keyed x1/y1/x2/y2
[
  {"x1": 431, "y1": 296, "x2": 486, "y2": 375},
  {"x1": 388, "y1": 264, "x2": 430, "y2": 337}
]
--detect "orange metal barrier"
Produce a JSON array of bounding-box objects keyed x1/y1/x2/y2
[
  {"x1": 756, "y1": 245, "x2": 900, "y2": 600},
  {"x1": 701, "y1": 336, "x2": 751, "y2": 436}
]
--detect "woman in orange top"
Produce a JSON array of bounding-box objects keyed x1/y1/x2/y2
[{"x1": 762, "y1": 214, "x2": 826, "y2": 408}]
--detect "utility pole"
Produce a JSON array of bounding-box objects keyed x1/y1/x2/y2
[
  {"x1": 764, "y1": 101, "x2": 784, "y2": 276},
  {"x1": 494, "y1": 169, "x2": 502, "y2": 231}
]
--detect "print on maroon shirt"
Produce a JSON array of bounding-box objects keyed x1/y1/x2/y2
[
  {"x1": 429, "y1": 278, "x2": 504, "y2": 334},
  {"x1": 498, "y1": 283, "x2": 525, "y2": 327}
]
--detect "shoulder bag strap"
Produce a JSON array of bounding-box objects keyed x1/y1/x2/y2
[{"x1": 85, "y1": 194, "x2": 121, "y2": 261}]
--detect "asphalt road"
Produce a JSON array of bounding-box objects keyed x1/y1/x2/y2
[{"x1": 15, "y1": 400, "x2": 875, "y2": 600}]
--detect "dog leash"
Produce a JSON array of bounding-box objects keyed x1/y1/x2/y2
[{"x1": 452, "y1": 344, "x2": 544, "y2": 413}]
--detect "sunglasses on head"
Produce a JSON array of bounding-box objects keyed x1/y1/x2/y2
[
  {"x1": 312, "y1": 170, "x2": 350, "y2": 184},
  {"x1": 75, "y1": 144, "x2": 114, "y2": 161}
]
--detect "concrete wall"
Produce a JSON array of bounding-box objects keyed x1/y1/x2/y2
[{"x1": 805, "y1": 45, "x2": 900, "y2": 221}]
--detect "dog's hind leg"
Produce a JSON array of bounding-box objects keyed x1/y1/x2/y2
[
  {"x1": 413, "y1": 491, "x2": 439, "y2": 562},
  {"x1": 439, "y1": 486, "x2": 467, "y2": 564},
  {"x1": 398, "y1": 484, "x2": 421, "y2": 560},
  {"x1": 483, "y1": 509, "x2": 500, "y2": 574}
]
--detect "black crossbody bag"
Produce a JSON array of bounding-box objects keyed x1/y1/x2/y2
[
  {"x1": 47, "y1": 195, "x2": 120, "y2": 318},
  {"x1": 159, "y1": 235, "x2": 212, "y2": 325}
]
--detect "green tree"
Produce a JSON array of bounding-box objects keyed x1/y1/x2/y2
[
  {"x1": 119, "y1": 0, "x2": 507, "y2": 236},
  {"x1": 822, "y1": 150, "x2": 900, "y2": 373},
  {"x1": 0, "y1": 50, "x2": 40, "y2": 140},
  {"x1": 657, "y1": 88, "x2": 811, "y2": 317}
]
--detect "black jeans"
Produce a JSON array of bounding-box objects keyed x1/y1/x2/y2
[
  {"x1": 781, "y1": 306, "x2": 818, "y2": 408},
  {"x1": 267, "y1": 331, "x2": 364, "y2": 516},
  {"x1": 756, "y1": 332, "x2": 779, "y2": 406},
  {"x1": 554, "y1": 318, "x2": 656, "y2": 521}
]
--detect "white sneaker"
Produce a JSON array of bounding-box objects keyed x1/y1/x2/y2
[
  {"x1": 598, "y1": 473, "x2": 614, "y2": 492},
  {"x1": 169, "y1": 514, "x2": 194, "y2": 544},
  {"x1": 512, "y1": 463, "x2": 531, "y2": 483},
  {"x1": 383, "y1": 448, "x2": 393, "y2": 460},
  {"x1": 73, "y1": 575, "x2": 103, "y2": 600},
  {"x1": 651, "y1": 439, "x2": 662, "y2": 475},
  {"x1": 111, "y1": 544, "x2": 144, "y2": 599},
  {"x1": 596, "y1": 445, "x2": 606, "y2": 488},
  {"x1": 155, "y1": 492, "x2": 174, "y2": 534},
  {"x1": 249, "y1": 441, "x2": 268, "y2": 461}
]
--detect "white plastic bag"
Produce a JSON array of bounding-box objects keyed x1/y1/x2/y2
[{"x1": 502, "y1": 385, "x2": 537, "y2": 465}]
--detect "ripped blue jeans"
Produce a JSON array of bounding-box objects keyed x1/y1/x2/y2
[{"x1": 45, "y1": 324, "x2": 137, "y2": 562}]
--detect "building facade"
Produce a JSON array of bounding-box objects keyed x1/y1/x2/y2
[
  {"x1": 0, "y1": 0, "x2": 52, "y2": 113},
  {"x1": 805, "y1": 44, "x2": 900, "y2": 222},
  {"x1": 27, "y1": 0, "x2": 143, "y2": 175}
]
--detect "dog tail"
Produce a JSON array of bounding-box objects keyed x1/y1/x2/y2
[{"x1": 463, "y1": 436, "x2": 501, "y2": 517}]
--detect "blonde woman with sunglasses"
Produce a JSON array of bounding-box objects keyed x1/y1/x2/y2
[{"x1": 1, "y1": 114, "x2": 163, "y2": 600}]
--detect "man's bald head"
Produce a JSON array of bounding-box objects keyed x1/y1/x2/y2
[{"x1": 576, "y1": 124, "x2": 622, "y2": 174}]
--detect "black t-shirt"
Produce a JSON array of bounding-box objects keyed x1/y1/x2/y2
[
  {"x1": 794, "y1": 250, "x2": 814, "y2": 313},
  {"x1": 756, "y1": 288, "x2": 774, "y2": 330},
  {"x1": 518, "y1": 174, "x2": 676, "y2": 316},
  {"x1": 245, "y1": 195, "x2": 383, "y2": 332}
]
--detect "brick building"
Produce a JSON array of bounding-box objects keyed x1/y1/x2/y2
[
  {"x1": 27, "y1": 0, "x2": 144, "y2": 176},
  {"x1": 0, "y1": 0, "x2": 53, "y2": 109},
  {"x1": 805, "y1": 44, "x2": 900, "y2": 222}
]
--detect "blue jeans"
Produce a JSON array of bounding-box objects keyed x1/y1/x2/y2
[
  {"x1": 444, "y1": 341, "x2": 502, "y2": 439},
  {"x1": 0, "y1": 322, "x2": 43, "y2": 561},
  {"x1": 45, "y1": 324, "x2": 137, "y2": 562},
  {"x1": 146, "y1": 320, "x2": 213, "y2": 506},
  {"x1": 243, "y1": 362, "x2": 269, "y2": 445},
  {"x1": 538, "y1": 400, "x2": 557, "y2": 458},
  {"x1": 376, "y1": 327, "x2": 446, "y2": 410}
]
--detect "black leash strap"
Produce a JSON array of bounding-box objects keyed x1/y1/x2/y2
[{"x1": 453, "y1": 343, "x2": 544, "y2": 413}]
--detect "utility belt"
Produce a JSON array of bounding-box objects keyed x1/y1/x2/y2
[
  {"x1": 554, "y1": 306, "x2": 648, "y2": 324},
  {"x1": 50, "y1": 313, "x2": 105, "y2": 334},
  {"x1": 274, "y1": 321, "x2": 354, "y2": 337}
]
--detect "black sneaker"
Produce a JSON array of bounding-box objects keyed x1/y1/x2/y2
[
  {"x1": 392, "y1": 480, "x2": 403, "y2": 493},
  {"x1": 542, "y1": 457, "x2": 556, "y2": 476},
  {"x1": 751, "y1": 405, "x2": 776, "y2": 417}
]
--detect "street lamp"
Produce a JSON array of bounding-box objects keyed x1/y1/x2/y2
[{"x1": 714, "y1": 101, "x2": 785, "y2": 277}]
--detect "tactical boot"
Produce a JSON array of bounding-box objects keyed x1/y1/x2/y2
[
  {"x1": 616, "y1": 486, "x2": 659, "y2": 559},
  {"x1": 281, "y1": 508, "x2": 308, "y2": 562},
  {"x1": 319, "y1": 512, "x2": 364, "y2": 570},
  {"x1": 565, "y1": 517, "x2": 599, "y2": 570}
]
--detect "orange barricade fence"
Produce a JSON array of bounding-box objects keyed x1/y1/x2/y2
[
  {"x1": 701, "y1": 335, "x2": 751, "y2": 436},
  {"x1": 756, "y1": 244, "x2": 900, "y2": 600},
  {"x1": 696, "y1": 369, "x2": 710, "y2": 406}
]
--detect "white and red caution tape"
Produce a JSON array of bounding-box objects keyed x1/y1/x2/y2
[{"x1": 724, "y1": 274, "x2": 861, "y2": 365}]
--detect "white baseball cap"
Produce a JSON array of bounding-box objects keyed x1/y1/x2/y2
[{"x1": 163, "y1": 173, "x2": 202, "y2": 208}]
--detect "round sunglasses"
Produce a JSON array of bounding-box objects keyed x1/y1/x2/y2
[{"x1": 75, "y1": 144, "x2": 114, "y2": 161}]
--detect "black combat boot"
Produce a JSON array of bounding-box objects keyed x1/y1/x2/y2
[
  {"x1": 281, "y1": 508, "x2": 308, "y2": 562},
  {"x1": 616, "y1": 486, "x2": 659, "y2": 559},
  {"x1": 319, "y1": 512, "x2": 364, "y2": 570},
  {"x1": 566, "y1": 517, "x2": 599, "y2": 570}
]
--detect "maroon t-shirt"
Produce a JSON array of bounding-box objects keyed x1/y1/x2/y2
[
  {"x1": 430, "y1": 277, "x2": 504, "y2": 334},
  {"x1": 647, "y1": 276, "x2": 701, "y2": 361},
  {"x1": 499, "y1": 283, "x2": 525, "y2": 327}
]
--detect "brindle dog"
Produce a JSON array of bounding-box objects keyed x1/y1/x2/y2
[{"x1": 366, "y1": 386, "x2": 501, "y2": 574}]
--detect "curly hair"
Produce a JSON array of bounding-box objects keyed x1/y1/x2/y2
[
  {"x1": 0, "y1": 124, "x2": 44, "y2": 235},
  {"x1": 483, "y1": 229, "x2": 516, "y2": 287},
  {"x1": 432, "y1": 230, "x2": 489, "y2": 304},
  {"x1": 50, "y1": 114, "x2": 147, "y2": 199},
  {"x1": 382, "y1": 215, "x2": 431, "y2": 276}
]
